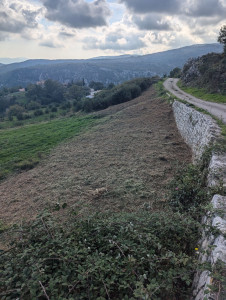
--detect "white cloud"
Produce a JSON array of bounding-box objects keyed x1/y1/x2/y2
[{"x1": 0, "y1": 0, "x2": 224, "y2": 59}]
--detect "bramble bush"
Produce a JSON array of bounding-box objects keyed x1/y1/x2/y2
[{"x1": 0, "y1": 210, "x2": 200, "y2": 300}]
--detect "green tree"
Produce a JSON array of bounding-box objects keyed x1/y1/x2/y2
[
  {"x1": 7, "y1": 104, "x2": 24, "y2": 120},
  {"x1": 169, "y1": 67, "x2": 181, "y2": 78},
  {"x1": 218, "y1": 25, "x2": 226, "y2": 54}
]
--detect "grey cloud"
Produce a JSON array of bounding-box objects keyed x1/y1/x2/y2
[
  {"x1": 59, "y1": 32, "x2": 76, "y2": 38},
  {"x1": 186, "y1": 0, "x2": 226, "y2": 17},
  {"x1": 120, "y1": 0, "x2": 226, "y2": 21},
  {"x1": 119, "y1": 0, "x2": 181, "y2": 14},
  {"x1": 0, "y1": 11, "x2": 27, "y2": 33},
  {"x1": 83, "y1": 32, "x2": 146, "y2": 51},
  {"x1": 0, "y1": 32, "x2": 7, "y2": 41},
  {"x1": 0, "y1": 3, "x2": 40, "y2": 35},
  {"x1": 39, "y1": 40, "x2": 63, "y2": 48},
  {"x1": 9, "y1": 3, "x2": 21, "y2": 11},
  {"x1": 133, "y1": 14, "x2": 173, "y2": 31},
  {"x1": 41, "y1": 0, "x2": 111, "y2": 28},
  {"x1": 22, "y1": 10, "x2": 40, "y2": 28}
]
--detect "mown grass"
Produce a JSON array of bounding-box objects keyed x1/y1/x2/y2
[
  {"x1": 177, "y1": 81, "x2": 226, "y2": 104},
  {"x1": 0, "y1": 115, "x2": 103, "y2": 179}
]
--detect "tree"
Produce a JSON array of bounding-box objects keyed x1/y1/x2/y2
[
  {"x1": 169, "y1": 67, "x2": 181, "y2": 78},
  {"x1": 218, "y1": 25, "x2": 226, "y2": 54},
  {"x1": 7, "y1": 104, "x2": 24, "y2": 120}
]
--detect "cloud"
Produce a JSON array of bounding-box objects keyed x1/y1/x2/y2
[
  {"x1": 185, "y1": 0, "x2": 226, "y2": 17},
  {"x1": 119, "y1": 0, "x2": 181, "y2": 14},
  {"x1": 133, "y1": 14, "x2": 175, "y2": 31},
  {"x1": 59, "y1": 31, "x2": 75, "y2": 38},
  {"x1": 41, "y1": 0, "x2": 111, "y2": 28},
  {"x1": 0, "y1": 11, "x2": 26, "y2": 33},
  {"x1": 83, "y1": 31, "x2": 146, "y2": 51},
  {"x1": 39, "y1": 40, "x2": 63, "y2": 48},
  {"x1": 120, "y1": 0, "x2": 226, "y2": 18},
  {"x1": 0, "y1": 0, "x2": 41, "y2": 36}
]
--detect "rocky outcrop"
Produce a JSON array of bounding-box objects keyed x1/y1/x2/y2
[{"x1": 181, "y1": 52, "x2": 226, "y2": 94}]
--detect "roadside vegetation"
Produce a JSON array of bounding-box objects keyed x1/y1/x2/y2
[
  {"x1": 177, "y1": 81, "x2": 226, "y2": 104},
  {"x1": 180, "y1": 52, "x2": 226, "y2": 95}
]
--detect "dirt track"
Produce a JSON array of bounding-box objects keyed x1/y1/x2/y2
[{"x1": 0, "y1": 87, "x2": 191, "y2": 226}]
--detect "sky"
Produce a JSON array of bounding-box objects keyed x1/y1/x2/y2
[{"x1": 0, "y1": 0, "x2": 225, "y2": 59}]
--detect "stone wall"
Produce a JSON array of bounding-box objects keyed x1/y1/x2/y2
[
  {"x1": 172, "y1": 101, "x2": 221, "y2": 161},
  {"x1": 172, "y1": 100, "x2": 226, "y2": 300}
]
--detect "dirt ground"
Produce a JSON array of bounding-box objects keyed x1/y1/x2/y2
[{"x1": 0, "y1": 87, "x2": 192, "y2": 227}]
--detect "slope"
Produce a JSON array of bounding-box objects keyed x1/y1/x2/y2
[{"x1": 0, "y1": 86, "x2": 191, "y2": 226}]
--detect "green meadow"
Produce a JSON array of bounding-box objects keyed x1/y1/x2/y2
[{"x1": 0, "y1": 115, "x2": 103, "y2": 179}]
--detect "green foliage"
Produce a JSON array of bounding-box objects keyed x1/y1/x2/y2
[
  {"x1": 168, "y1": 163, "x2": 209, "y2": 215},
  {"x1": 168, "y1": 149, "x2": 212, "y2": 215},
  {"x1": 218, "y1": 25, "x2": 226, "y2": 54},
  {"x1": 89, "y1": 81, "x2": 104, "y2": 91},
  {"x1": 26, "y1": 80, "x2": 66, "y2": 105},
  {"x1": 0, "y1": 115, "x2": 103, "y2": 180},
  {"x1": 67, "y1": 84, "x2": 90, "y2": 101},
  {"x1": 7, "y1": 104, "x2": 24, "y2": 119},
  {"x1": 79, "y1": 77, "x2": 159, "y2": 112},
  {"x1": 177, "y1": 81, "x2": 226, "y2": 104},
  {"x1": 0, "y1": 210, "x2": 200, "y2": 300},
  {"x1": 169, "y1": 67, "x2": 181, "y2": 78},
  {"x1": 181, "y1": 53, "x2": 226, "y2": 95}
]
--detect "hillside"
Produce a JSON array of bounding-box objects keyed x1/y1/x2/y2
[
  {"x1": 181, "y1": 52, "x2": 226, "y2": 94},
  {"x1": 0, "y1": 87, "x2": 191, "y2": 225},
  {"x1": 1, "y1": 84, "x2": 214, "y2": 299},
  {"x1": 0, "y1": 43, "x2": 223, "y2": 87}
]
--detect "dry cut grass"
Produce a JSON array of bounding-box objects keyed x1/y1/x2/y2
[{"x1": 0, "y1": 87, "x2": 192, "y2": 226}]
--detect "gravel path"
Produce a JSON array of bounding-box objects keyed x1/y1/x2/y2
[{"x1": 164, "y1": 78, "x2": 226, "y2": 124}]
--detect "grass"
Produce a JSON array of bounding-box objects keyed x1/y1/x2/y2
[
  {"x1": 177, "y1": 80, "x2": 226, "y2": 104},
  {"x1": 0, "y1": 107, "x2": 73, "y2": 130},
  {"x1": 0, "y1": 115, "x2": 104, "y2": 179}
]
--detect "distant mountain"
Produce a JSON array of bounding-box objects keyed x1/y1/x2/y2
[
  {"x1": 89, "y1": 54, "x2": 139, "y2": 60},
  {"x1": 0, "y1": 43, "x2": 223, "y2": 87},
  {"x1": 0, "y1": 57, "x2": 27, "y2": 64}
]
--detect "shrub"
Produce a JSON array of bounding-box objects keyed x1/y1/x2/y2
[
  {"x1": 51, "y1": 106, "x2": 58, "y2": 113},
  {"x1": 80, "y1": 77, "x2": 159, "y2": 112},
  {"x1": 34, "y1": 109, "x2": 43, "y2": 117},
  {"x1": 0, "y1": 210, "x2": 200, "y2": 300}
]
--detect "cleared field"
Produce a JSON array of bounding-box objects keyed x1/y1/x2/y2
[{"x1": 0, "y1": 87, "x2": 191, "y2": 225}]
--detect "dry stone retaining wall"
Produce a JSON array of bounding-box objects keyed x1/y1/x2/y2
[
  {"x1": 172, "y1": 100, "x2": 226, "y2": 300},
  {"x1": 172, "y1": 101, "x2": 221, "y2": 161}
]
